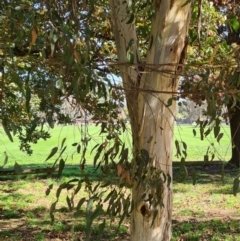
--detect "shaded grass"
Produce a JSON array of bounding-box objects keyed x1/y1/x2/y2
[{"x1": 0, "y1": 166, "x2": 240, "y2": 240}]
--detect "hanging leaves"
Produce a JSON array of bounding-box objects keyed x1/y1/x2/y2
[
  {"x1": 126, "y1": 14, "x2": 134, "y2": 24},
  {"x1": 1, "y1": 152, "x2": 8, "y2": 168},
  {"x1": 45, "y1": 147, "x2": 58, "y2": 162},
  {"x1": 217, "y1": 133, "x2": 224, "y2": 143}
]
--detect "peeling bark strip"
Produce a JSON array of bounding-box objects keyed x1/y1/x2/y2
[
  {"x1": 109, "y1": 0, "x2": 191, "y2": 240},
  {"x1": 170, "y1": 0, "x2": 175, "y2": 9}
]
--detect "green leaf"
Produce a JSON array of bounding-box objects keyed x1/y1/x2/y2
[
  {"x1": 60, "y1": 138, "x2": 66, "y2": 150},
  {"x1": 193, "y1": 129, "x2": 196, "y2": 137},
  {"x1": 127, "y1": 51, "x2": 134, "y2": 63},
  {"x1": 76, "y1": 197, "x2": 86, "y2": 210},
  {"x1": 192, "y1": 167, "x2": 197, "y2": 185},
  {"x1": 166, "y1": 98, "x2": 173, "y2": 107},
  {"x1": 46, "y1": 115, "x2": 54, "y2": 129},
  {"x1": 45, "y1": 147, "x2": 58, "y2": 161},
  {"x1": 233, "y1": 177, "x2": 239, "y2": 196},
  {"x1": 217, "y1": 133, "x2": 224, "y2": 143},
  {"x1": 2, "y1": 152, "x2": 8, "y2": 168},
  {"x1": 126, "y1": 38, "x2": 134, "y2": 51},
  {"x1": 58, "y1": 146, "x2": 67, "y2": 160},
  {"x1": 45, "y1": 183, "x2": 53, "y2": 196},
  {"x1": 56, "y1": 182, "x2": 66, "y2": 199},
  {"x1": 175, "y1": 140, "x2": 181, "y2": 157},
  {"x1": 204, "y1": 128, "x2": 211, "y2": 137},
  {"x1": 182, "y1": 142, "x2": 187, "y2": 150},
  {"x1": 214, "y1": 125, "x2": 220, "y2": 138},
  {"x1": 50, "y1": 201, "x2": 57, "y2": 223},
  {"x1": 14, "y1": 162, "x2": 23, "y2": 174},
  {"x1": 91, "y1": 205, "x2": 103, "y2": 220},
  {"x1": 57, "y1": 159, "x2": 65, "y2": 178},
  {"x1": 77, "y1": 144, "x2": 81, "y2": 153},
  {"x1": 231, "y1": 18, "x2": 240, "y2": 32},
  {"x1": 167, "y1": 174, "x2": 172, "y2": 188},
  {"x1": 2, "y1": 122, "x2": 13, "y2": 142},
  {"x1": 66, "y1": 196, "x2": 72, "y2": 211},
  {"x1": 126, "y1": 14, "x2": 134, "y2": 24},
  {"x1": 91, "y1": 144, "x2": 99, "y2": 154},
  {"x1": 200, "y1": 128, "x2": 204, "y2": 141},
  {"x1": 74, "y1": 181, "x2": 82, "y2": 195}
]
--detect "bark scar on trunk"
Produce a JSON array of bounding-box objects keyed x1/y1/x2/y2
[{"x1": 138, "y1": 202, "x2": 150, "y2": 217}]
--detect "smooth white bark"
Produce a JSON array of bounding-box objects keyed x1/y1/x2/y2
[{"x1": 110, "y1": 1, "x2": 191, "y2": 240}]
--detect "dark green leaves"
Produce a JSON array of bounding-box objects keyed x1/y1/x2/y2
[
  {"x1": 227, "y1": 15, "x2": 240, "y2": 33},
  {"x1": 193, "y1": 129, "x2": 196, "y2": 137},
  {"x1": 57, "y1": 159, "x2": 65, "y2": 178},
  {"x1": 45, "y1": 147, "x2": 58, "y2": 162},
  {"x1": 2, "y1": 121, "x2": 13, "y2": 142},
  {"x1": 217, "y1": 133, "x2": 224, "y2": 143},
  {"x1": 45, "y1": 184, "x2": 53, "y2": 196},
  {"x1": 1, "y1": 152, "x2": 8, "y2": 168},
  {"x1": 126, "y1": 14, "x2": 134, "y2": 24}
]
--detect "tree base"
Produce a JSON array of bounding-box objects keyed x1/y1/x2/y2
[{"x1": 225, "y1": 159, "x2": 240, "y2": 169}]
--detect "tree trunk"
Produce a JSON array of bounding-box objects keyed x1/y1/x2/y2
[
  {"x1": 109, "y1": 1, "x2": 191, "y2": 240},
  {"x1": 228, "y1": 102, "x2": 240, "y2": 167}
]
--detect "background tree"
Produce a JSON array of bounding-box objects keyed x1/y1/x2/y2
[
  {"x1": 1, "y1": 1, "x2": 192, "y2": 241},
  {"x1": 176, "y1": 99, "x2": 207, "y2": 124},
  {"x1": 214, "y1": 1, "x2": 240, "y2": 167},
  {"x1": 181, "y1": 0, "x2": 240, "y2": 165}
]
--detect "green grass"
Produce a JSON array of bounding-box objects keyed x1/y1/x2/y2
[
  {"x1": 0, "y1": 124, "x2": 239, "y2": 240},
  {"x1": 0, "y1": 124, "x2": 232, "y2": 169},
  {"x1": 1, "y1": 168, "x2": 240, "y2": 240}
]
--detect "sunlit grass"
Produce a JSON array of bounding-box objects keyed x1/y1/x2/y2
[{"x1": 0, "y1": 124, "x2": 232, "y2": 169}]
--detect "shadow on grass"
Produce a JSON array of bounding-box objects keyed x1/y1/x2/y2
[
  {"x1": 173, "y1": 166, "x2": 239, "y2": 183},
  {"x1": 172, "y1": 218, "x2": 240, "y2": 241},
  {"x1": 0, "y1": 206, "x2": 129, "y2": 241},
  {"x1": 1, "y1": 208, "x2": 240, "y2": 241},
  {"x1": 0, "y1": 164, "x2": 101, "y2": 181}
]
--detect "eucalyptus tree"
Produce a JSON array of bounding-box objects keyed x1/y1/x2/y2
[
  {"x1": 109, "y1": 1, "x2": 191, "y2": 240},
  {"x1": 181, "y1": 0, "x2": 240, "y2": 167},
  {"x1": 1, "y1": 1, "x2": 193, "y2": 241}
]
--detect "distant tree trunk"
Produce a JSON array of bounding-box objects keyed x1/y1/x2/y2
[
  {"x1": 110, "y1": 1, "x2": 191, "y2": 240},
  {"x1": 228, "y1": 102, "x2": 240, "y2": 167}
]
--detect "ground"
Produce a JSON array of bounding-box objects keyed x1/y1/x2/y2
[{"x1": 0, "y1": 165, "x2": 240, "y2": 241}]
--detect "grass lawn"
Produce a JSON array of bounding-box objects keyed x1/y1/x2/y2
[
  {"x1": 0, "y1": 124, "x2": 232, "y2": 169},
  {"x1": 0, "y1": 124, "x2": 239, "y2": 240},
  {"x1": 0, "y1": 167, "x2": 240, "y2": 240}
]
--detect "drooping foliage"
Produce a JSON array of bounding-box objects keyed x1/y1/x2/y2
[{"x1": 1, "y1": 0, "x2": 240, "y2": 240}]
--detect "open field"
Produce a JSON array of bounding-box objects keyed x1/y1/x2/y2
[{"x1": 0, "y1": 124, "x2": 232, "y2": 169}]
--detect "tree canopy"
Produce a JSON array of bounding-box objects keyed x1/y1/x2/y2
[{"x1": 1, "y1": 0, "x2": 240, "y2": 240}]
